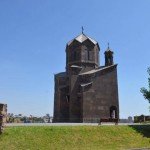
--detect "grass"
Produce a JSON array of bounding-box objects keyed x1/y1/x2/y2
[{"x1": 0, "y1": 125, "x2": 150, "y2": 150}]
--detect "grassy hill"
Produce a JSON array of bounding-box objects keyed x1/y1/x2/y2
[{"x1": 0, "y1": 125, "x2": 150, "y2": 150}]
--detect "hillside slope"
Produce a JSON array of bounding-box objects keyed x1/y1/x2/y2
[{"x1": 0, "y1": 125, "x2": 150, "y2": 150}]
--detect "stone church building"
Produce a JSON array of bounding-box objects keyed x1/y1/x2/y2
[{"x1": 53, "y1": 33, "x2": 119, "y2": 123}]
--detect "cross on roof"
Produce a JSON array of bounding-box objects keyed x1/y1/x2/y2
[
  {"x1": 82, "y1": 26, "x2": 84, "y2": 34},
  {"x1": 108, "y1": 42, "x2": 110, "y2": 49}
]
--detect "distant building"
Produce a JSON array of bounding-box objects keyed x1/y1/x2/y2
[
  {"x1": 43, "y1": 116, "x2": 53, "y2": 123},
  {"x1": 128, "y1": 116, "x2": 133, "y2": 123},
  {"x1": 119, "y1": 116, "x2": 133, "y2": 123},
  {"x1": 53, "y1": 32, "x2": 119, "y2": 123}
]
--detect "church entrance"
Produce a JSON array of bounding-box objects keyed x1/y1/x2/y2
[{"x1": 110, "y1": 106, "x2": 117, "y2": 119}]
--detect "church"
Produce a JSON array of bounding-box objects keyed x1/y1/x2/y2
[{"x1": 53, "y1": 32, "x2": 119, "y2": 123}]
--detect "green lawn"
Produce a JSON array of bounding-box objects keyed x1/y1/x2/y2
[{"x1": 0, "y1": 125, "x2": 150, "y2": 150}]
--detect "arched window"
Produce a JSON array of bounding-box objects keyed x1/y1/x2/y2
[
  {"x1": 84, "y1": 49, "x2": 92, "y2": 61},
  {"x1": 66, "y1": 95, "x2": 70, "y2": 103}
]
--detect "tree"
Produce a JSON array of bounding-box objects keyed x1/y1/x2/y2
[{"x1": 140, "y1": 67, "x2": 150, "y2": 103}]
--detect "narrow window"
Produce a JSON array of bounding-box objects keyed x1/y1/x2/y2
[
  {"x1": 84, "y1": 49, "x2": 88, "y2": 61},
  {"x1": 73, "y1": 51, "x2": 76, "y2": 61},
  {"x1": 88, "y1": 50, "x2": 93, "y2": 61},
  {"x1": 88, "y1": 50, "x2": 90, "y2": 60},
  {"x1": 66, "y1": 95, "x2": 70, "y2": 103}
]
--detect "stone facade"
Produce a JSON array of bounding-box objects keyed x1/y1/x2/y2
[
  {"x1": 0, "y1": 103, "x2": 7, "y2": 133},
  {"x1": 53, "y1": 33, "x2": 119, "y2": 123}
]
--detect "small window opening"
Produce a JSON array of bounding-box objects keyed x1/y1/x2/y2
[{"x1": 66, "y1": 95, "x2": 70, "y2": 103}]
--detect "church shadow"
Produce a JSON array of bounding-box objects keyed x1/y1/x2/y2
[{"x1": 128, "y1": 125, "x2": 150, "y2": 138}]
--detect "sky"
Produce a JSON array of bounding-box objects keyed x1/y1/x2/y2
[{"x1": 0, "y1": 0, "x2": 150, "y2": 118}]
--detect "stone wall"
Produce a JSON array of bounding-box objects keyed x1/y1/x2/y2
[
  {"x1": 81, "y1": 65, "x2": 119, "y2": 122},
  {"x1": 53, "y1": 73, "x2": 69, "y2": 122},
  {"x1": 0, "y1": 103, "x2": 7, "y2": 134}
]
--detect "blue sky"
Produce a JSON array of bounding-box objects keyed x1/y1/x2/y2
[{"x1": 0, "y1": 0, "x2": 150, "y2": 118}]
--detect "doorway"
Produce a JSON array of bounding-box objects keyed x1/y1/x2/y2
[{"x1": 110, "y1": 106, "x2": 117, "y2": 119}]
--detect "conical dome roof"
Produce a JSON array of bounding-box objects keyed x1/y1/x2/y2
[{"x1": 67, "y1": 33, "x2": 97, "y2": 46}]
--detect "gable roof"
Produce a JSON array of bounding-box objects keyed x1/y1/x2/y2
[{"x1": 79, "y1": 64, "x2": 117, "y2": 75}]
